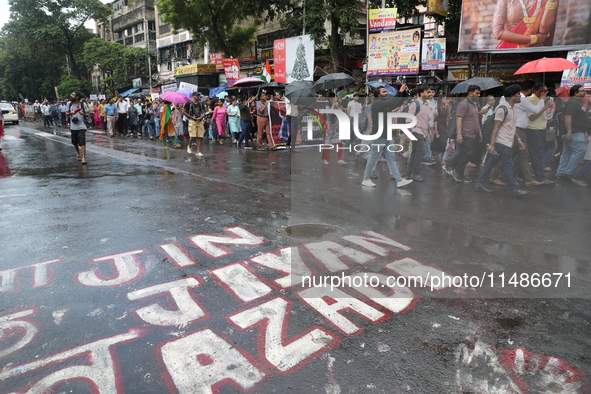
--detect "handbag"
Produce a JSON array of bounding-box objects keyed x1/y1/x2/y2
[{"x1": 546, "y1": 128, "x2": 556, "y2": 143}]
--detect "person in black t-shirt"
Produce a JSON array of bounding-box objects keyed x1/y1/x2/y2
[{"x1": 556, "y1": 85, "x2": 591, "y2": 180}]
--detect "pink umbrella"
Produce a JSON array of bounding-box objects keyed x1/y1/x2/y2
[
  {"x1": 159, "y1": 91, "x2": 190, "y2": 104},
  {"x1": 514, "y1": 57, "x2": 578, "y2": 74},
  {"x1": 232, "y1": 77, "x2": 265, "y2": 88}
]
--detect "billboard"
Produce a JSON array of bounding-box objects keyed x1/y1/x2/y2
[
  {"x1": 427, "y1": 0, "x2": 448, "y2": 16},
  {"x1": 561, "y1": 49, "x2": 591, "y2": 88},
  {"x1": 459, "y1": 0, "x2": 591, "y2": 52},
  {"x1": 222, "y1": 58, "x2": 240, "y2": 86},
  {"x1": 421, "y1": 38, "x2": 446, "y2": 70},
  {"x1": 209, "y1": 53, "x2": 224, "y2": 70},
  {"x1": 368, "y1": 8, "x2": 398, "y2": 32},
  {"x1": 367, "y1": 28, "x2": 421, "y2": 76},
  {"x1": 274, "y1": 35, "x2": 315, "y2": 84}
]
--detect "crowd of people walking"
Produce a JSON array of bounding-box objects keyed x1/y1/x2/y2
[{"x1": 3, "y1": 80, "x2": 591, "y2": 193}]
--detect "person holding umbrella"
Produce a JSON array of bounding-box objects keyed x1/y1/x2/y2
[{"x1": 160, "y1": 100, "x2": 181, "y2": 150}]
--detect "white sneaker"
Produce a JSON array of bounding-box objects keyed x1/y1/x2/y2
[
  {"x1": 397, "y1": 178, "x2": 413, "y2": 188},
  {"x1": 196, "y1": 152, "x2": 203, "y2": 157},
  {"x1": 187, "y1": 146, "x2": 192, "y2": 154},
  {"x1": 361, "y1": 179, "x2": 376, "y2": 187}
]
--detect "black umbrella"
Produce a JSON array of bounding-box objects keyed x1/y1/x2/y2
[
  {"x1": 313, "y1": 73, "x2": 355, "y2": 91},
  {"x1": 261, "y1": 81, "x2": 286, "y2": 90},
  {"x1": 450, "y1": 77, "x2": 503, "y2": 94},
  {"x1": 127, "y1": 92, "x2": 150, "y2": 99},
  {"x1": 285, "y1": 81, "x2": 316, "y2": 105}
]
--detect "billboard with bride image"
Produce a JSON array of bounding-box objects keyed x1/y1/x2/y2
[{"x1": 274, "y1": 35, "x2": 315, "y2": 84}]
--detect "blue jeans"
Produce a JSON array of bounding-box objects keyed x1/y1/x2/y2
[
  {"x1": 477, "y1": 143, "x2": 521, "y2": 190},
  {"x1": 153, "y1": 117, "x2": 161, "y2": 137},
  {"x1": 573, "y1": 160, "x2": 591, "y2": 180},
  {"x1": 423, "y1": 136, "x2": 432, "y2": 161},
  {"x1": 363, "y1": 138, "x2": 403, "y2": 182},
  {"x1": 525, "y1": 128, "x2": 546, "y2": 181},
  {"x1": 542, "y1": 137, "x2": 557, "y2": 168},
  {"x1": 146, "y1": 121, "x2": 156, "y2": 138},
  {"x1": 238, "y1": 120, "x2": 251, "y2": 146},
  {"x1": 556, "y1": 133, "x2": 586, "y2": 177}
]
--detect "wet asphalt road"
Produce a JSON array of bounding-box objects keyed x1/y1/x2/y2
[{"x1": 1, "y1": 121, "x2": 590, "y2": 393}]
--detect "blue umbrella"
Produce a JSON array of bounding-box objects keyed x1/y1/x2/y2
[{"x1": 365, "y1": 81, "x2": 398, "y2": 97}]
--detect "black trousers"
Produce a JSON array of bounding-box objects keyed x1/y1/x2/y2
[{"x1": 452, "y1": 137, "x2": 476, "y2": 175}]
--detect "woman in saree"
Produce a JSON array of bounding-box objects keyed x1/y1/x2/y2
[
  {"x1": 492, "y1": 0, "x2": 559, "y2": 49},
  {"x1": 160, "y1": 101, "x2": 181, "y2": 150}
]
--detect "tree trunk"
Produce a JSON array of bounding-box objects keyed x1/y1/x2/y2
[{"x1": 329, "y1": 14, "x2": 345, "y2": 72}]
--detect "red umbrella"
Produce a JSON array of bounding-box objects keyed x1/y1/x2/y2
[{"x1": 514, "y1": 57, "x2": 578, "y2": 75}]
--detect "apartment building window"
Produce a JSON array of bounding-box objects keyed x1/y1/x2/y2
[
  {"x1": 148, "y1": 21, "x2": 156, "y2": 31},
  {"x1": 149, "y1": 32, "x2": 156, "y2": 41},
  {"x1": 136, "y1": 22, "x2": 143, "y2": 32},
  {"x1": 125, "y1": 37, "x2": 133, "y2": 46},
  {"x1": 115, "y1": 31, "x2": 123, "y2": 40},
  {"x1": 159, "y1": 24, "x2": 170, "y2": 34},
  {"x1": 135, "y1": 33, "x2": 145, "y2": 43}
]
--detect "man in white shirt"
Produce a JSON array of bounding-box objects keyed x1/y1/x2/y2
[
  {"x1": 347, "y1": 94, "x2": 363, "y2": 144},
  {"x1": 513, "y1": 82, "x2": 552, "y2": 185},
  {"x1": 58, "y1": 101, "x2": 68, "y2": 127},
  {"x1": 115, "y1": 96, "x2": 129, "y2": 136},
  {"x1": 41, "y1": 100, "x2": 52, "y2": 127}
]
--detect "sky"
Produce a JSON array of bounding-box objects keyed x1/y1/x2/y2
[{"x1": 0, "y1": 0, "x2": 111, "y2": 32}]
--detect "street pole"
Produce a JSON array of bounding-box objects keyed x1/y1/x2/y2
[{"x1": 145, "y1": 17, "x2": 152, "y2": 91}]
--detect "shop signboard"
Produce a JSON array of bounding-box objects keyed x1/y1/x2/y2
[
  {"x1": 209, "y1": 53, "x2": 224, "y2": 70},
  {"x1": 368, "y1": 8, "x2": 397, "y2": 32}
]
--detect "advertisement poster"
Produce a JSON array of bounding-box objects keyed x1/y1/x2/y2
[
  {"x1": 209, "y1": 53, "x2": 224, "y2": 70},
  {"x1": 222, "y1": 58, "x2": 240, "y2": 86},
  {"x1": 178, "y1": 82, "x2": 198, "y2": 92},
  {"x1": 368, "y1": 8, "x2": 398, "y2": 32},
  {"x1": 459, "y1": 0, "x2": 591, "y2": 52},
  {"x1": 421, "y1": 38, "x2": 446, "y2": 70},
  {"x1": 273, "y1": 39, "x2": 286, "y2": 83},
  {"x1": 367, "y1": 29, "x2": 421, "y2": 76},
  {"x1": 274, "y1": 35, "x2": 315, "y2": 84},
  {"x1": 561, "y1": 48, "x2": 591, "y2": 88},
  {"x1": 161, "y1": 83, "x2": 177, "y2": 93}
]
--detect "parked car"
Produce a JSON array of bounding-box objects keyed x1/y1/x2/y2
[{"x1": 0, "y1": 103, "x2": 18, "y2": 124}]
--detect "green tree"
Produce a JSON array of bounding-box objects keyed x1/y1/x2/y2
[
  {"x1": 156, "y1": 0, "x2": 258, "y2": 58},
  {"x1": 3, "y1": 0, "x2": 112, "y2": 79},
  {"x1": 56, "y1": 74, "x2": 93, "y2": 100},
  {"x1": 0, "y1": 35, "x2": 63, "y2": 101},
  {"x1": 83, "y1": 37, "x2": 150, "y2": 93}
]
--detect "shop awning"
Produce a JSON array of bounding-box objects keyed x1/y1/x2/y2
[{"x1": 120, "y1": 88, "x2": 139, "y2": 96}]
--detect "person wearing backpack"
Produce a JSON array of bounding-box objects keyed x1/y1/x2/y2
[
  {"x1": 404, "y1": 84, "x2": 431, "y2": 182},
  {"x1": 449, "y1": 85, "x2": 482, "y2": 183},
  {"x1": 474, "y1": 84, "x2": 530, "y2": 197},
  {"x1": 66, "y1": 92, "x2": 89, "y2": 164}
]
